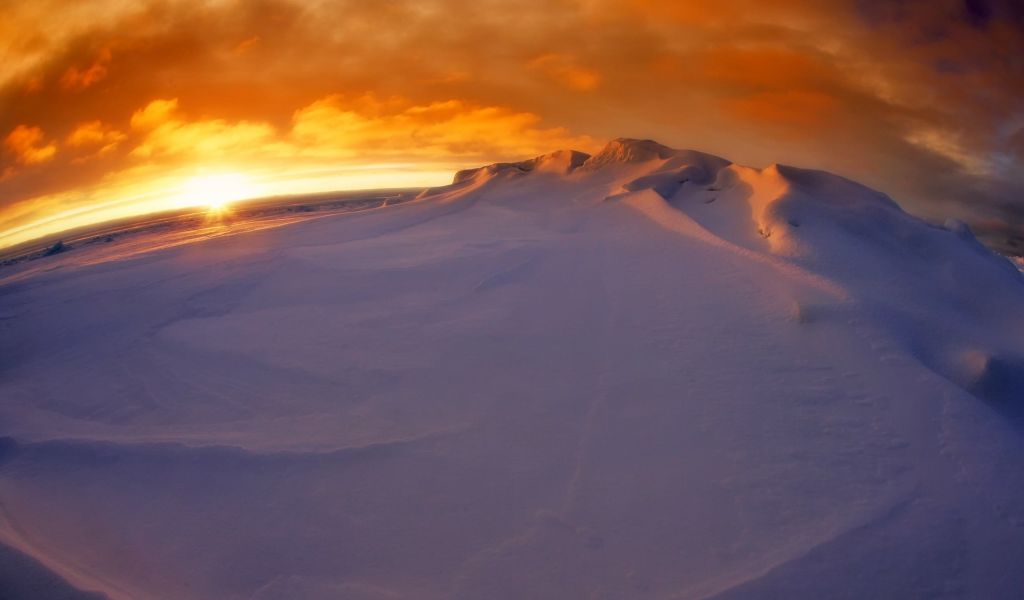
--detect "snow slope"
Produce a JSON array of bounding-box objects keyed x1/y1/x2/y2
[{"x1": 1, "y1": 138, "x2": 1023, "y2": 599}]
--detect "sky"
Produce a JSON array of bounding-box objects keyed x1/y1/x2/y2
[{"x1": 1, "y1": 0, "x2": 1023, "y2": 250}]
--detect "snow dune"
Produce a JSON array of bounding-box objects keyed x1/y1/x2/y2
[{"x1": 1, "y1": 139, "x2": 1023, "y2": 599}]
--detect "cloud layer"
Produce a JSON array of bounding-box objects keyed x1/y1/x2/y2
[{"x1": 1, "y1": 0, "x2": 1022, "y2": 248}]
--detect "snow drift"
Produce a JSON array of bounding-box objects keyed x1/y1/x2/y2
[{"x1": 1, "y1": 139, "x2": 1023, "y2": 599}]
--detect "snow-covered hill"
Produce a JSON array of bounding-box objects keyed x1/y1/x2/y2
[{"x1": 1, "y1": 139, "x2": 1023, "y2": 599}]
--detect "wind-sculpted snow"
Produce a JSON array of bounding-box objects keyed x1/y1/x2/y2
[
  {"x1": 609, "y1": 151, "x2": 1024, "y2": 410},
  {"x1": 453, "y1": 149, "x2": 591, "y2": 184},
  {"x1": 1, "y1": 139, "x2": 1024, "y2": 599}
]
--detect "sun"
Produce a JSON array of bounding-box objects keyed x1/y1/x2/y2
[
  {"x1": 207, "y1": 196, "x2": 229, "y2": 212},
  {"x1": 181, "y1": 173, "x2": 259, "y2": 212}
]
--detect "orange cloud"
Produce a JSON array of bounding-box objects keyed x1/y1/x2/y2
[
  {"x1": 101, "y1": 93, "x2": 596, "y2": 169},
  {"x1": 233, "y1": 35, "x2": 261, "y2": 55},
  {"x1": 4, "y1": 125, "x2": 57, "y2": 165},
  {"x1": 722, "y1": 90, "x2": 838, "y2": 127},
  {"x1": 130, "y1": 99, "x2": 181, "y2": 130},
  {"x1": 134, "y1": 122, "x2": 277, "y2": 160},
  {"x1": 66, "y1": 120, "x2": 125, "y2": 150},
  {"x1": 126, "y1": 98, "x2": 279, "y2": 161},
  {"x1": 290, "y1": 94, "x2": 596, "y2": 159},
  {"x1": 627, "y1": 0, "x2": 833, "y2": 28},
  {"x1": 697, "y1": 46, "x2": 834, "y2": 90},
  {"x1": 64, "y1": 121, "x2": 126, "y2": 164},
  {"x1": 529, "y1": 54, "x2": 603, "y2": 91},
  {"x1": 59, "y1": 47, "x2": 111, "y2": 91}
]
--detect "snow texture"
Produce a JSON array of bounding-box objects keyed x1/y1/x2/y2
[{"x1": 1, "y1": 139, "x2": 1024, "y2": 599}]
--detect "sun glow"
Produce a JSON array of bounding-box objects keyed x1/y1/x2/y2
[{"x1": 180, "y1": 173, "x2": 260, "y2": 212}]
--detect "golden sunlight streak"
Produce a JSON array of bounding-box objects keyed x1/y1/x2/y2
[{"x1": 0, "y1": 164, "x2": 455, "y2": 250}]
